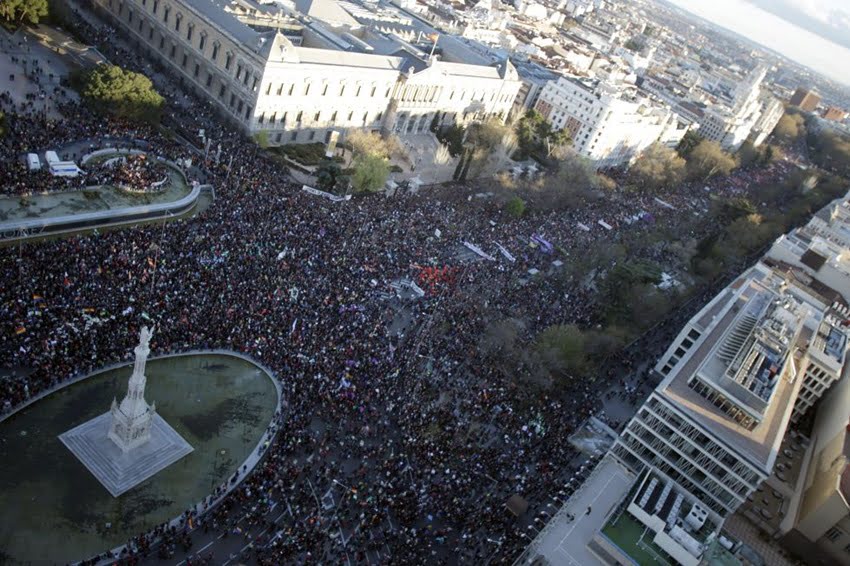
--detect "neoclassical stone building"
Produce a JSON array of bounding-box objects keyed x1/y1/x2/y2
[{"x1": 93, "y1": 0, "x2": 521, "y2": 145}]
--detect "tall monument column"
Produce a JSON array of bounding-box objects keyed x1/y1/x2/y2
[{"x1": 108, "y1": 326, "x2": 157, "y2": 452}]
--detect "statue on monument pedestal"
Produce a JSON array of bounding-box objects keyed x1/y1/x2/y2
[{"x1": 108, "y1": 326, "x2": 157, "y2": 452}]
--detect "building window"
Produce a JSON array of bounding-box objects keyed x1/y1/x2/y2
[
  {"x1": 194, "y1": 63, "x2": 200, "y2": 77},
  {"x1": 159, "y1": 36, "x2": 165, "y2": 49},
  {"x1": 163, "y1": 5, "x2": 169, "y2": 22},
  {"x1": 370, "y1": 86, "x2": 376, "y2": 97},
  {"x1": 314, "y1": 111, "x2": 320, "y2": 122},
  {"x1": 276, "y1": 84, "x2": 283, "y2": 96},
  {"x1": 376, "y1": 111, "x2": 382, "y2": 121},
  {"x1": 236, "y1": 65, "x2": 242, "y2": 81},
  {"x1": 309, "y1": 131, "x2": 316, "y2": 141},
  {"x1": 322, "y1": 84, "x2": 328, "y2": 96},
  {"x1": 175, "y1": 14, "x2": 181, "y2": 32},
  {"x1": 363, "y1": 111, "x2": 368, "y2": 123},
  {"x1": 356, "y1": 85, "x2": 361, "y2": 96},
  {"x1": 339, "y1": 85, "x2": 345, "y2": 96},
  {"x1": 148, "y1": 26, "x2": 154, "y2": 40},
  {"x1": 269, "y1": 112, "x2": 276, "y2": 124},
  {"x1": 827, "y1": 527, "x2": 844, "y2": 542},
  {"x1": 245, "y1": 106, "x2": 252, "y2": 120},
  {"x1": 288, "y1": 84, "x2": 294, "y2": 95},
  {"x1": 128, "y1": 10, "x2": 134, "y2": 23},
  {"x1": 385, "y1": 87, "x2": 391, "y2": 97},
  {"x1": 186, "y1": 24, "x2": 193, "y2": 41},
  {"x1": 212, "y1": 43, "x2": 219, "y2": 61},
  {"x1": 347, "y1": 111, "x2": 353, "y2": 121},
  {"x1": 170, "y1": 44, "x2": 176, "y2": 59},
  {"x1": 206, "y1": 73, "x2": 212, "y2": 87},
  {"x1": 199, "y1": 33, "x2": 206, "y2": 51},
  {"x1": 290, "y1": 131, "x2": 297, "y2": 141},
  {"x1": 296, "y1": 111, "x2": 303, "y2": 122},
  {"x1": 229, "y1": 93, "x2": 236, "y2": 107},
  {"x1": 304, "y1": 84, "x2": 311, "y2": 95},
  {"x1": 275, "y1": 133, "x2": 282, "y2": 143},
  {"x1": 182, "y1": 53, "x2": 188, "y2": 68},
  {"x1": 219, "y1": 85, "x2": 226, "y2": 98},
  {"x1": 237, "y1": 100, "x2": 244, "y2": 113},
  {"x1": 152, "y1": 0, "x2": 158, "y2": 14},
  {"x1": 266, "y1": 83, "x2": 272, "y2": 96},
  {"x1": 281, "y1": 112, "x2": 287, "y2": 124},
  {"x1": 330, "y1": 111, "x2": 337, "y2": 122},
  {"x1": 252, "y1": 77, "x2": 258, "y2": 91},
  {"x1": 259, "y1": 112, "x2": 266, "y2": 124},
  {"x1": 225, "y1": 52, "x2": 233, "y2": 70}
]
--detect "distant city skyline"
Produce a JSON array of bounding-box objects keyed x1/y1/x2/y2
[{"x1": 667, "y1": 0, "x2": 850, "y2": 87}]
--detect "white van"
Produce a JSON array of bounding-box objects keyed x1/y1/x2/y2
[
  {"x1": 44, "y1": 150, "x2": 60, "y2": 165},
  {"x1": 26, "y1": 153, "x2": 42, "y2": 171},
  {"x1": 49, "y1": 162, "x2": 83, "y2": 177}
]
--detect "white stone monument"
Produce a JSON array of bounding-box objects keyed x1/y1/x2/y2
[
  {"x1": 59, "y1": 326, "x2": 193, "y2": 497},
  {"x1": 108, "y1": 326, "x2": 156, "y2": 451}
]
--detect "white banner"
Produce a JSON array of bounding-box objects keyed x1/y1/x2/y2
[
  {"x1": 463, "y1": 241, "x2": 496, "y2": 261},
  {"x1": 495, "y1": 242, "x2": 516, "y2": 263},
  {"x1": 302, "y1": 185, "x2": 351, "y2": 202}
]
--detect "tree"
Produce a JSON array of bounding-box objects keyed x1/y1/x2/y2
[
  {"x1": 467, "y1": 118, "x2": 509, "y2": 152},
  {"x1": 437, "y1": 124, "x2": 466, "y2": 157},
  {"x1": 351, "y1": 154, "x2": 389, "y2": 193},
  {"x1": 505, "y1": 196, "x2": 526, "y2": 218},
  {"x1": 345, "y1": 130, "x2": 398, "y2": 158},
  {"x1": 676, "y1": 130, "x2": 703, "y2": 158},
  {"x1": 81, "y1": 64, "x2": 164, "y2": 124},
  {"x1": 686, "y1": 140, "x2": 738, "y2": 180},
  {"x1": 535, "y1": 324, "x2": 587, "y2": 376},
  {"x1": 545, "y1": 128, "x2": 572, "y2": 158},
  {"x1": 0, "y1": 0, "x2": 48, "y2": 25},
  {"x1": 253, "y1": 131, "x2": 269, "y2": 149},
  {"x1": 316, "y1": 160, "x2": 343, "y2": 192},
  {"x1": 773, "y1": 112, "x2": 804, "y2": 143},
  {"x1": 629, "y1": 143, "x2": 686, "y2": 190}
]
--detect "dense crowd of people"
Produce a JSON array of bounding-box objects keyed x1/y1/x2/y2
[
  {"x1": 0, "y1": 6, "x2": 806, "y2": 564},
  {"x1": 99, "y1": 154, "x2": 171, "y2": 192}
]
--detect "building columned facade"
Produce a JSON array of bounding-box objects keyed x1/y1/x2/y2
[{"x1": 93, "y1": 0, "x2": 521, "y2": 145}]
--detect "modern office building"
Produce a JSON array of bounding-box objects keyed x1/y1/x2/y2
[
  {"x1": 611, "y1": 264, "x2": 810, "y2": 518},
  {"x1": 789, "y1": 87, "x2": 821, "y2": 112},
  {"x1": 92, "y1": 0, "x2": 521, "y2": 145},
  {"x1": 534, "y1": 75, "x2": 688, "y2": 168}
]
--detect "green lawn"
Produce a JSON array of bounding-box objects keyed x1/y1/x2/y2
[{"x1": 601, "y1": 512, "x2": 674, "y2": 566}]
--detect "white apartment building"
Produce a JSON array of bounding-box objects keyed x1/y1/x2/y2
[
  {"x1": 612, "y1": 263, "x2": 813, "y2": 517},
  {"x1": 93, "y1": 0, "x2": 521, "y2": 146},
  {"x1": 534, "y1": 76, "x2": 687, "y2": 168},
  {"x1": 696, "y1": 65, "x2": 780, "y2": 150}
]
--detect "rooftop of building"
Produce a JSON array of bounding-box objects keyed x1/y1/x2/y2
[
  {"x1": 515, "y1": 456, "x2": 637, "y2": 566},
  {"x1": 656, "y1": 269, "x2": 807, "y2": 474}
]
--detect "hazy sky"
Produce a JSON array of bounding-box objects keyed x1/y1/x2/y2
[{"x1": 667, "y1": 0, "x2": 850, "y2": 86}]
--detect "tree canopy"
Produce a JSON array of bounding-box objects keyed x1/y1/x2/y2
[
  {"x1": 686, "y1": 140, "x2": 738, "y2": 180},
  {"x1": 773, "y1": 113, "x2": 805, "y2": 143},
  {"x1": 350, "y1": 153, "x2": 389, "y2": 193},
  {"x1": 0, "y1": 0, "x2": 48, "y2": 25},
  {"x1": 629, "y1": 143, "x2": 686, "y2": 191},
  {"x1": 346, "y1": 130, "x2": 401, "y2": 159},
  {"x1": 81, "y1": 65, "x2": 164, "y2": 124},
  {"x1": 676, "y1": 130, "x2": 703, "y2": 158}
]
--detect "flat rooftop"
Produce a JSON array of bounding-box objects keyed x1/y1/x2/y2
[
  {"x1": 517, "y1": 456, "x2": 636, "y2": 565},
  {"x1": 657, "y1": 273, "x2": 806, "y2": 474}
]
